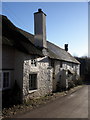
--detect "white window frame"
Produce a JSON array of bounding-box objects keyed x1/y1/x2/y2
[
  {"x1": 31, "y1": 58, "x2": 37, "y2": 67},
  {"x1": 29, "y1": 73, "x2": 37, "y2": 90},
  {"x1": 0, "y1": 72, "x2": 2, "y2": 90},
  {"x1": 0, "y1": 71, "x2": 10, "y2": 90}
]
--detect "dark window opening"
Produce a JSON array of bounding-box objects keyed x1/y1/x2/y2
[
  {"x1": 3, "y1": 72, "x2": 9, "y2": 88},
  {"x1": 72, "y1": 63, "x2": 74, "y2": 68},
  {"x1": 29, "y1": 74, "x2": 37, "y2": 90},
  {"x1": 31, "y1": 59, "x2": 37, "y2": 67},
  {"x1": 60, "y1": 61, "x2": 62, "y2": 68},
  {"x1": 51, "y1": 60, "x2": 54, "y2": 68},
  {"x1": 0, "y1": 73, "x2": 1, "y2": 88}
]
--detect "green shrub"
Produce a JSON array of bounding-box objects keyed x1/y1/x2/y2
[
  {"x1": 56, "y1": 81, "x2": 66, "y2": 92},
  {"x1": 74, "y1": 78, "x2": 83, "y2": 86},
  {"x1": 68, "y1": 81, "x2": 75, "y2": 90},
  {"x1": 3, "y1": 80, "x2": 22, "y2": 108}
]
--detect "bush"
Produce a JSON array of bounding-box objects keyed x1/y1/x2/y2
[
  {"x1": 56, "y1": 81, "x2": 68, "y2": 92},
  {"x1": 3, "y1": 80, "x2": 22, "y2": 108},
  {"x1": 68, "y1": 81, "x2": 75, "y2": 90},
  {"x1": 56, "y1": 81, "x2": 61, "y2": 92},
  {"x1": 74, "y1": 78, "x2": 83, "y2": 86}
]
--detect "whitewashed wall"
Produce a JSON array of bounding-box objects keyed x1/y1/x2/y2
[
  {"x1": 3, "y1": 45, "x2": 53, "y2": 102},
  {"x1": 2, "y1": 45, "x2": 15, "y2": 88},
  {"x1": 52, "y1": 60, "x2": 80, "y2": 91},
  {"x1": 2, "y1": 45, "x2": 80, "y2": 102}
]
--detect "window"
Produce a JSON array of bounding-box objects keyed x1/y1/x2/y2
[
  {"x1": 60, "y1": 61, "x2": 62, "y2": 68},
  {"x1": 29, "y1": 74, "x2": 37, "y2": 90},
  {"x1": 3, "y1": 72, "x2": 9, "y2": 88},
  {"x1": 51, "y1": 60, "x2": 54, "y2": 68},
  {"x1": 0, "y1": 71, "x2": 10, "y2": 90},
  {"x1": 31, "y1": 59, "x2": 37, "y2": 67},
  {"x1": 0, "y1": 73, "x2": 2, "y2": 89},
  {"x1": 72, "y1": 63, "x2": 74, "y2": 68}
]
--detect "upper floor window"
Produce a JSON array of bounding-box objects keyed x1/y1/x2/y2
[
  {"x1": 72, "y1": 63, "x2": 74, "y2": 68},
  {"x1": 51, "y1": 60, "x2": 54, "y2": 68},
  {"x1": 60, "y1": 61, "x2": 62, "y2": 68},
  {"x1": 0, "y1": 71, "x2": 10, "y2": 90},
  {"x1": 31, "y1": 59, "x2": 37, "y2": 67}
]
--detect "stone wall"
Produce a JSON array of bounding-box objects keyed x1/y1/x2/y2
[
  {"x1": 2, "y1": 45, "x2": 53, "y2": 102},
  {"x1": 2, "y1": 45, "x2": 80, "y2": 102},
  {"x1": 23, "y1": 56, "x2": 53, "y2": 101},
  {"x1": 51, "y1": 60, "x2": 80, "y2": 91}
]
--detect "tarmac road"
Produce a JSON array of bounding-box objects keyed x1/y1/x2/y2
[{"x1": 16, "y1": 85, "x2": 88, "y2": 118}]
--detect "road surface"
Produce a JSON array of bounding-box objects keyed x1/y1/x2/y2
[{"x1": 16, "y1": 85, "x2": 88, "y2": 118}]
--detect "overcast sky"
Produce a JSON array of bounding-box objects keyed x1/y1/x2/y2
[{"x1": 1, "y1": 2, "x2": 88, "y2": 57}]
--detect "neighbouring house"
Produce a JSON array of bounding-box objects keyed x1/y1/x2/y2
[{"x1": 0, "y1": 9, "x2": 80, "y2": 105}]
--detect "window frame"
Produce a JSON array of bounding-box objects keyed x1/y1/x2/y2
[
  {"x1": 29, "y1": 74, "x2": 37, "y2": 90},
  {"x1": 50, "y1": 60, "x2": 55, "y2": 68},
  {"x1": 31, "y1": 58, "x2": 37, "y2": 67},
  {"x1": 0, "y1": 71, "x2": 10, "y2": 90},
  {"x1": 0, "y1": 72, "x2": 2, "y2": 90}
]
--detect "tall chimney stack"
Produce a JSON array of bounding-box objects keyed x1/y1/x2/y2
[
  {"x1": 65, "y1": 44, "x2": 68, "y2": 52},
  {"x1": 34, "y1": 9, "x2": 47, "y2": 49}
]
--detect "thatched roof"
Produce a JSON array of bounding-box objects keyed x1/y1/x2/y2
[
  {"x1": 16, "y1": 22, "x2": 79, "y2": 64},
  {"x1": 1, "y1": 15, "x2": 43, "y2": 56},
  {"x1": 1, "y1": 15, "x2": 80, "y2": 64}
]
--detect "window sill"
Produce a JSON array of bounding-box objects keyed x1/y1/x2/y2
[
  {"x1": 0, "y1": 87, "x2": 10, "y2": 91},
  {"x1": 31, "y1": 66, "x2": 37, "y2": 68},
  {"x1": 28, "y1": 89, "x2": 37, "y2": 93}
]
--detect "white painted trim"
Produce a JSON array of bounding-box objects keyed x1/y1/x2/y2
[
  {"x1": 29, "y1": 72, "x2": 38, "y2": 74},
  {"x1": 0, "y1": 72, "x2": 2, "y2": 91},
  {"x1": 28, "y1": 89, "x2": 37, "y2": 94},
  {"x1": 29, "y1": 73, "x2": 38, "y2": 91}
]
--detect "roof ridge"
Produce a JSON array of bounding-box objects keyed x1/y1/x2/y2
[
  {"x1": 17, "y1": 27, "x2": 34, "y2": 36},
  {"x1": 47, "y1": 41, "x2": 66, "y2": 52}
]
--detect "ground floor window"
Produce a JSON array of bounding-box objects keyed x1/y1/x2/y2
[
  {"x1": 0, "y1": 73, "x2": 2, "y2": 88},
  {"x1": 0, "y1": 71, "x2": 10, "y2": 90},
  {"x1": 29, "y1": 74, "x2": 37, "y2": 90}
]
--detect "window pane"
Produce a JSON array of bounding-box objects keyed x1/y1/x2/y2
[
  {"x1": 29, "y1": 74, "x2": 37, "y2": 90},
  {"x1": 3, "y1": 72, "x2": 9, "y2": 88},
  {"x1": 0, "y1": 73, "x2": 1, "y2": 88},
  {"x1": 51, "y1": 60, "x2": 54, "y2": 67},
  {"x1": 31, "y1": 60, "x2": 33, "y2": 64},
  {"x1": 60, "y1": 61, "x2": 62, "y2": 67},
  {"x1": 31, "y1": 59, "x2": 37, "y2": 67}
]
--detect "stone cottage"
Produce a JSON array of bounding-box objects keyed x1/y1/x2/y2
[{"x1": 1, "y1": 9, "x2": 80, "y2": 104}]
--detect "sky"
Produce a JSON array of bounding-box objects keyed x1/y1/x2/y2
[{"x1": 1, "y1": 2, "x2": 88, "y2": 57}]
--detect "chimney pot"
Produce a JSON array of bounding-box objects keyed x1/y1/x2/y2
[
  {"x1": 38, "y1": 9, "x2": 42, "y2": 12},
  {"x1": 65, "y1": 44, "x2": 68, "y2": 52}
]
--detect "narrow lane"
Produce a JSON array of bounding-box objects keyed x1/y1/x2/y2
[{"x1": 16, "y1": 85, "x2": 88, "y2": 118}]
